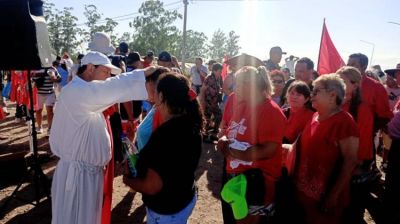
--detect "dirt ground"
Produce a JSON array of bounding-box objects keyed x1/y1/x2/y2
[{"x1": 0, "y1": 102, "x2": 383, "y2": 224}]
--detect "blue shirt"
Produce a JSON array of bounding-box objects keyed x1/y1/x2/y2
[
  {"x1": 136, "y1": 107, "x2": 155, "y2": 151},
  {"x1": 57, "y1": 66, "x2": 69, "y2": 88}
]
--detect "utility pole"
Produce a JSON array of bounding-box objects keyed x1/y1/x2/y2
[
  {"x1": 181, "y1": 0, "x2": 189, "y2": 72},
  {"x1": 360, "y1": 40, "x2": 375, "y2": 66}
]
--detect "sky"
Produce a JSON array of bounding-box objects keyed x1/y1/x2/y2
[{"x1": 49, "y1": 0, "x2": 400, "y2": 70}]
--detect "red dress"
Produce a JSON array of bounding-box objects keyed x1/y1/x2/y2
[
  {"x1": 10, "y1": 70, "x2": 29, "y2": 105},
  {"x1": 223, "y1": 93, "x2": 286, "y2": 203},
  {"x1": 0, "y1": 106, "x2": 5, "y2": 120},
  {"x1": 284, "y1": 107, "x2": 314, "y2": 143},
  {"x1": 295, "y1": 111, "x2": 359, "y2": 224},
  {"x1": 342, "y1": 102, "x2": 374, "y2": 161},
  {"x1": 9, "y1": 70, "x2": 39, "y2": 109},
  {"x1": 101, "y1": 106, "x2": 116, "y2": 224}
]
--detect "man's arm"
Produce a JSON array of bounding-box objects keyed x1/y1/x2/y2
[
  {"x1": 374, "y1": 83, "x2": 394, "y2": 131},
  {"x1": 222, "y1": 76, "x2": 233, "y2": 96},
  {"x1": 123, "y1": 166, "x2": 163, "y2": 195}
]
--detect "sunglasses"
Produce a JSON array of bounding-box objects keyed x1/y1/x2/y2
[
  {"x1": 272, "y1": 80, "x2": 284, "y2": 84},
  {"x1": 311, "y1": 88, "x2": 329, "y2": 96}
]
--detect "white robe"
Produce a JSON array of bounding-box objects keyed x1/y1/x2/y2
[{"x1": 49, "y1": 70, "x2": 147, "y2": 224}]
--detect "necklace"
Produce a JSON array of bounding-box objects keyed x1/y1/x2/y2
[{"x1": 317, "y1": 107, "x2": 341, "y2": 121}]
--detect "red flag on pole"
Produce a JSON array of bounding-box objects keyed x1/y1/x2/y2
[{"x1": 317, "y1": 19, "x2": 345, "y2": 75}]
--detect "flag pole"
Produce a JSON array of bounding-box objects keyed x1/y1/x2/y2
[{"x1": 317, "y1": 18, "x2": 326, "y2": 73}]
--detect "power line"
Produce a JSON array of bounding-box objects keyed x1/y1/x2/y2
[{"x1": 76, "y1": 1, "x2": 182, "y2": 26}]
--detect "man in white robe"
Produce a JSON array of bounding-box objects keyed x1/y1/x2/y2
[{"x1": 49, "y1": 51, "x2": 155, "y2": 224}]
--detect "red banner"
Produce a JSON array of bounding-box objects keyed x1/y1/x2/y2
[{"x1": 317, "y1": 21, "x2": 345, "y2": 75}]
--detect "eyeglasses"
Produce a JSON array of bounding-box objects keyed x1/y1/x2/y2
[
  {"x1": 311, "y1": 88, "x2": 329, "y2": 96},
  {"x1": 272, "y1": 80, "x2": 284, "y2": 84}
]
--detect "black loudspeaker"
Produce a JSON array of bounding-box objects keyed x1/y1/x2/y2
[
  {"x1": 0, "y1": 0, "x2": 52, "y2": 70},
  {"x1": 0, "y1": 0, "x2": 52, "y2": 215}
]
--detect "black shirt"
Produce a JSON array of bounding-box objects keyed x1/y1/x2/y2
[
  {"x1": 136, "y1": 115, "x2": 202, "y2": 214},
  {"x1": 120, "y1": 66, "x2": 142, "y2": 119}
]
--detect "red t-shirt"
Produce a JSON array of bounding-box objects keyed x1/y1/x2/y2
[
  {"x1": 295, "y1": 111, "x2": 359, "y2": 205},
  {"x1": 342, "y1": 102, "x2": 374, "y2": 161},
  {"x1": 284, "y1": 108, "x2": 314, "y2": 143},
  {"x1": 222, "y1": 94, "x2": 286, "y2": 203},
  {"x1": 361, "y1": 75, "x2": 393, "y2": 120},
  {"x1": 143, "y1": 61, "x2": 151, "y2": 68}
]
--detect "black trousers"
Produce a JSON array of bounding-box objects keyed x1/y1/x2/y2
[
  {"x1": 221, "y1": 159, "x2": 237, "y2": 224},
  {"x1": 383, "y1": 139, "x2": 400, "y2": 224},
  {"x1": 15, "y1": 104, "x2": 27, "y2": 119},
  {"x1": 110, "y1": 112, "x2": 123, "y2": 163}
]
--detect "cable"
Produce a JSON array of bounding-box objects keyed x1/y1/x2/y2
[{"x1": 76, "y1": 1, "x2": 182, "y2": 26}]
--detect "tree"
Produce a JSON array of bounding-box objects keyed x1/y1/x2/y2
[
  {"x1": 176, "y1": 30, "x2": 208, "y2": 62},
  {"x1": 83, "y1": 5, "x2": 118, "y2": 43},
  {"x1": 226, "y1": 31, "x2": 241, "y2": 57},
  {"x1": 129, "y1": 0, "x2": 182, "y2": 56},
  {"x1": 117, "y1": 32, "x2": 133, "y2": 46},
  {"x1": 208, "y1": 29, "x2": 227, "y2": 61},
  {"x1": 44, "y1": 3, "x2": 83, "y2": 55}
]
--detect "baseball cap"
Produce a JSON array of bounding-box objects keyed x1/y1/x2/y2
[
  {"x1": 221, "y1": 174, "x2": 248, "y2": 220},
  {"x1": 88, "y1": 32, "x2": 115, "y2": 55},
  {"x1": 158, "y1": 51, "x2": 172, "y2": 62},
  {"x1": 270, "y1": 46, "x2": 286, "y2": 55},
  {"x1": 385, "y1": 68, "x2": 400, "y2": 78},
  {"x1": 127, "y1": 52, "x2": 144, "y2": 64},
  {"x1": 146, "y1": 51, "x2": 154, "y2": 58},
  {"x1": 208, "y1": 59, "x2": 217, "y2": 65},
  {"x1": 119, "y1": 42, "x2": 129, "y2": 54},
  {"x1": 81, "y1": 51, "x2": 121, "y2": 75}
]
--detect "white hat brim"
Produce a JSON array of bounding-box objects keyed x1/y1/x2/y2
[{"x1": 103, "y1": 63, "x2": 121, "y2": 75}]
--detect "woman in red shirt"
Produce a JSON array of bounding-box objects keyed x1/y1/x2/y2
[
  {"x1": 217, "y1": 66, "x2": 286, "y2": 224},
  {"x1": 294, "y1": 74, "x2": 359, "y2": 224},
  {"x1": 283, "y1": 81, "x2": 314, "y2": 144},
  {"x1": 337, "y1": 66, "x2": 374, "y2": 162},
  {"x1": 336, "y1": 66, "x2": 375, "y2": 223}
]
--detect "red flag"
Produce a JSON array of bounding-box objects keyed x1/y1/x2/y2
[
  {"x1": 221, "y1": 55, "x2": 230, "y2": 80},
  {"x1": 317, "y1": 20, "x2": 345, "y2": 75}
]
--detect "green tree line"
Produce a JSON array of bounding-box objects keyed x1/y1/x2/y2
[{"x1": 44, "y1": 0, "x2": 241, "y2": 62}]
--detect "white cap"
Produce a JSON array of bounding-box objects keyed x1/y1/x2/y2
[
  {"x1": 88, "y1": 32, "x2": 115, "y2": 55},
  {"x1": 81, "y1": 51, "x2": 121, "y2": 75}
]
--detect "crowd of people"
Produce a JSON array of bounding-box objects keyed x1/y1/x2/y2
[{"x1": 1, "y1": 31, "x2": 400, "y2": 224}]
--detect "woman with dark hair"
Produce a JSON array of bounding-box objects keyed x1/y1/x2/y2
[
  {"x1": 294, "y1": 74, "x2": 359, "y2": 224},
  {"x1": 123, "y1": 72, "x2": 203, "y2": 223},
  {"x1": 200, "y1": 62, "x2": 223, "y2": 140},
  {"x1": 269, "y1": 70, "x2": 286, "y2": 106},
  {"x1": 135, "y1": 67, "x2": 170, "y2": 151},
  {"x1": 218, "y1": 66, "x2": 286, "y2": 224},
  {"x1": 283, "y1": 81, "x2": 314, "y2": 144}
]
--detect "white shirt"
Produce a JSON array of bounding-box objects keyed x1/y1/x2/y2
[
  {"x1": 50, "y1": 70, "x2": 147, "y2": 224},
  {"x1": 68, "y1": 64, "x2": 80, "y2": 79},
  {"x1": 190, "y1": 65, "x2": 208, "y2": 86},
  {"x1": 64, "y1": 58, "x2": 74, "y2": 71},
  {"x1": 285, "y1": 60, "x2": 296, "y2": 75}
]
